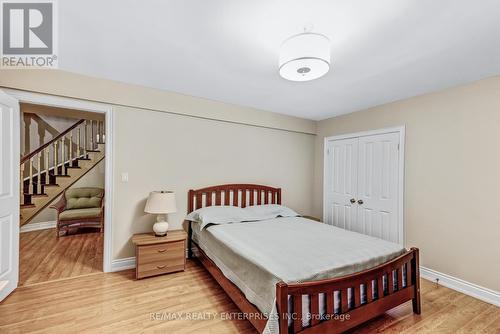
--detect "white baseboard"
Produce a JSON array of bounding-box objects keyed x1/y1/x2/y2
[
  {"x1": 420, "y1": 266, "x2": 500, "y2": 307},
  {"x1": 110, "y1": 257, "x2": 136, "y2": 272},
  {"x1": 20, "y1": 221, "x2": 56, "y2": 233}
]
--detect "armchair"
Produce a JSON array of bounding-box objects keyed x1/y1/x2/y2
[{"x1": 51, "y1": 187, "x2": 105, "y2": 237}]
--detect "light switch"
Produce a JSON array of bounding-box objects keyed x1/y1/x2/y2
[{"x1": 121, "y1": 172, "x2": 129, "y2": 182}]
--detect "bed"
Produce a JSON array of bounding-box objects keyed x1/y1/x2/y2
[{"x1": 186, "y1": 184, "x2": 421, "y2": 334}]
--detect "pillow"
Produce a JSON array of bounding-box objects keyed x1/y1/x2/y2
[
  {"x1": 185, "y1": 206, "x2": 246, "y2": 229},
  {"x1": 185, "y1": 204, "x2": 300, "y2": 230},
  {"x1": 65, "y1": 187, "x2": 104, "y2": 210},
  {"x1": 242, "y1": 204, "x2": 299, "y2": 221}
]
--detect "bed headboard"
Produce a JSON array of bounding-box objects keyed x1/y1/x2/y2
[{"x1": 187, "y1": 184, "x2": 281, "y2": 213}]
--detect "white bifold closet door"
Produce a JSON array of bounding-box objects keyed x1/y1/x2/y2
[{"x1": 324, "y1": 131, "x2": 402, "y2": 244}]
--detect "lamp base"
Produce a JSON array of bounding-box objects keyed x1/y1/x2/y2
[{"x1": 153, "y1": 216, "x2": 169, "y2": 237}]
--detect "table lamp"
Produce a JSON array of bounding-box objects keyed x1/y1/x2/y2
[{"x1": 144, "y1": 191, "x2": 177, "y2": 237}]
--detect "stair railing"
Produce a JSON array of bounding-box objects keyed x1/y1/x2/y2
[{"x1": 20, "y1": 118, "x2": 105, "y2": 206}]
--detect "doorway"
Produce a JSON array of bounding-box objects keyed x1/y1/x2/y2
[
  {"x1": 0, "y1": 89, "x2": 113, "y2": 301},
  {"x1": 323, "y1": 127, "x2": 405, "y2": 245},
  {"x1": 19, "y1": 104, "x2": 106, "y2": 285}
]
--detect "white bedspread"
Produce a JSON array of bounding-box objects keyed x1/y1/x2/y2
[{"x1": 192, "y1": 216, "x2": 405, "y2": 334}]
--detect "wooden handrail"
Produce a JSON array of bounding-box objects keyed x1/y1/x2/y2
[{"x1": 21, "y1": 119, "x2": 85, "y2": 164}]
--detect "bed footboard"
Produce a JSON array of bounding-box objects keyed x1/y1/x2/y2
[{"x1": 276, "y1": 248, "x2": 421, "y2": 334}]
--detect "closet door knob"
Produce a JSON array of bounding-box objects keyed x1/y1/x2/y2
[
  {"x1": 357, "y1": 199, "x2": 364, "y2": 205},
  {"x1": 350, "y1": 198, "x2": 356, "y2": 204}
]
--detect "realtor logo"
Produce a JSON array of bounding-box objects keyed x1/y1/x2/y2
[{"x1": 1, "y1": 0, "x2": 58, "y2": 68}]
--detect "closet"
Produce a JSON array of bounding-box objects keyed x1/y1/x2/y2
[{"x1": 324, "y1": 128, "x2": 404, "y2": 244}]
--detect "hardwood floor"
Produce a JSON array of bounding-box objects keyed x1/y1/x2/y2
[
  {"x1": 19, "y1": 228, "x2": 103, "y2": 286},
  {"x1": 2, "y1": 260, "x2": 498, "y2": 333}
]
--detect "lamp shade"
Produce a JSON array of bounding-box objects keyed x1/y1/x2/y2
[
  {"x1": 279, "y1": 32, "x2": 330, "y2": 82},
  {"x1": 144, "y1": 191, "x2": 177, "y2": 214}
]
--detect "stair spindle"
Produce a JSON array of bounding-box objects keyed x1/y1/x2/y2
[
  {"x1": 102, "y1": 120, "x2": 106, "y2": 143},
  {"x1": 91, "y1": 120, "x2": 95, "y2": 150},
  {"x1": 29, "y1": 157, "x2": 34, "y2": 194},
  {"x1": 69, "y1": 130, "x2": 73, "y2": 163},
  {"x1": 83, "y1": 124, "x2": 86, "y2": 153},
  {"x1": 37, "y1": 152, "x2": 41, "y2": 194},
  {"x1": 84, "y1": 120, "x2": 88, "y2": 152},
  {"x1": 60, "y1": 136, "x2": 65, "y2": 175},
  {"x1": 77, "y1": 127, "x2": 81, "y2": 157},
  {"x1": 53, "y1": 141, "x2": 57, "y2": 175},
  {"x1": 96, "y1": 121, "x2": 100, "y2": 143},
  {"x1": 45, "y1": 147, "x2": 49, "y2": 186}
]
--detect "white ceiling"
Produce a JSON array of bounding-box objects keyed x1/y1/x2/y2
[{"x1": 59, "y1": 0, "x2": 500, "y2": 120}]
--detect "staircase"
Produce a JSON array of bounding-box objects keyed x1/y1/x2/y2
[{"x1": 20, "y1": 118, "x2": 105, "y2": 226}]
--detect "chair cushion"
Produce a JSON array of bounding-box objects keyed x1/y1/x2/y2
[
  {"x1": 65, "y1": 187, "x2": 104, "y2": 210},
  {"x1": 59, "y1": 207, "x2": 102, "y2": 221}
]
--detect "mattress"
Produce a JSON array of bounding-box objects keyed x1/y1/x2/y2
[{"x1": 191, "y1": 217, "x2": 406, "y2": 334}]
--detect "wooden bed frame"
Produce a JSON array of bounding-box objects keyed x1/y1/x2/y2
[{"x1": 187, "y1": 184, "x2": 421, "y2": 334}]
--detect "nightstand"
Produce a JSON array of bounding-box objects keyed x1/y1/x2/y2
[{"x1": 132, "y1": 230, "x2": 187, "y2": 279}]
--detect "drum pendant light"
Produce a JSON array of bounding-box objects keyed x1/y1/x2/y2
[{"x1": 279, "y1": 31, "x2": 331, "y2": 82}]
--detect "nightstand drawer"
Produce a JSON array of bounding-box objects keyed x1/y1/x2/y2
[
  {"x1": 136, "y1": 240, "x2": 185, "y2": 279},
  {"x1": 138, "y1": 241, "x2": 184, "y2": 262},
  {"x1": 137, "y1": 258, "x2": 185, "y2": 278}
]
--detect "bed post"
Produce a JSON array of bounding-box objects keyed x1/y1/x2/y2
[
  {"x1": 411, "y1": 247, "x2": 421, "y2": 314},
  {"x1": 187, "y1": 221, "x2": 193, "y2": 258},
  {"x1": 276, "y1": 281, "x2": 289, "y2": 334},
  {"x1": 187, "y1": 190, "x2": 194, "y2": 259}
]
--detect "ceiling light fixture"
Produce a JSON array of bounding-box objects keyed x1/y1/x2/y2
[{"x1": 279, "y1": 30, "x2": 331, "y2": 82}]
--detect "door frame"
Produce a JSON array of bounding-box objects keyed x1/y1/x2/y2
[
  {"x1": 3, "y1": 88, "x2": 114, "y2": 273},
  {"x1": 323, "y1": 126, "x2": 406, "y2": 245}
]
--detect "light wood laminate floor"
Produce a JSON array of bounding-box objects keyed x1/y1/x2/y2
[
  {"x1": 2, "y1": 260, "x2": 498, "y2": 333},
  {"x1": 19, "y1": 228, "x2": 103, "y2": 286}
]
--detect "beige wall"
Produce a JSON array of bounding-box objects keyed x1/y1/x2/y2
[
  {"x1": 113, "y1": 106, "x2": 314, "y2": 259},
  {"x1": 0, "y1": 70, "x2": 316, "y2": 261},
  {"x1": 1, "y1": 70, "x2": 315, "y2": 135},
  {"x1": 313, "y1": 75, "x2": 500, "y2": 292}
]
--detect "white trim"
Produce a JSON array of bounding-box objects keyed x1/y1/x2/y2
[
  {"x1": 3, "y1": 89, "x2": 111, "y2": 113},
  {"x1": 421, "y1": 266, "x2": 500, "y2": 307},
  {"x1": 20, "y1": 221, "x2": 56, "y2": 233},
  {"x1": 111, "y1": 257, "x2": 136, "y2": 272},
  {"x1": 323, "y1": 126, "x2": 406, "y2": 142},
  {"x1": 102, "y1": 108, "x2": 114, "y2": 273},
  {"x1": 6, "y1": 89, "x2": 114, "y2": 273},
  {"x1": 323, "y1": 126, "x2": 406, "y2": 245}
]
